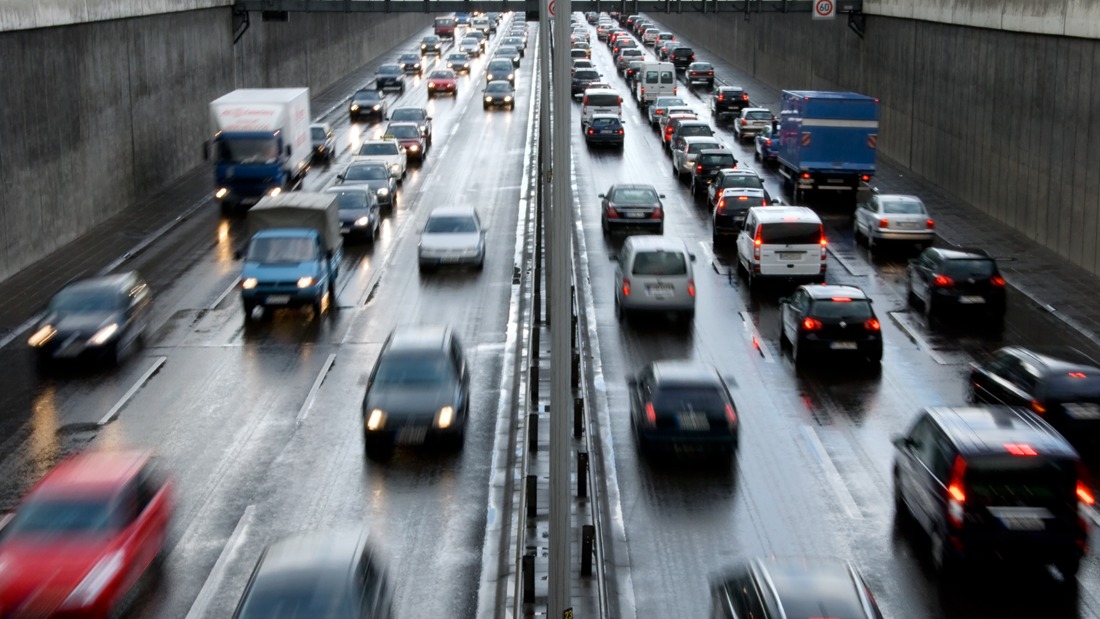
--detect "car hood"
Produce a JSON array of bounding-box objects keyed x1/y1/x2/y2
[
  {"x1": 366, "y1": 383, "x2": 459, "y2": 419},
  {"x1": 0, "y1": 539, "x2": 110, "y2": 612},
  {"x1": 339, "y1": 208, "x2": 373, "y2": 223},
  {"x1": 420, "y1": 232, "x2": 481, "y2": 251},
  {"x1": 41, "y1": 311, "x2": 122, "y2": 337}
]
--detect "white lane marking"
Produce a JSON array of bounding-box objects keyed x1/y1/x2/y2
[
  {"x1": 887, "y1": 311, "x2": 948, "y2": 365},
  {"x1": 184, "y1": 504, "x2": 256, "y2": 619},
  {"x1": 296, "y1": 353, "x2": 338, "y2": 425},
  {"x1": 739, "y1": 311, "x2": 775, "y2": 364},
  {"x1": 210, "y1": 280, "x2": 238, "y2": 310},
  {"x1": 801, "y1": 425, "x2": 863, "y2": 519},
  {"x1": 97, "y1": 357, "x2": 167, "y2": 426}
]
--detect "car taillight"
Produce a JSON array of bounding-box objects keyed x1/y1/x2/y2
[
  {"x1": 717, "y1": 94, "x2": 724, "y2": 101},
  {"x1": 864, "y1": 318, "x2": 881, "y2": 331},
  {"x1": 742, "y1": 94, "x2": 749, "y2": 101},
  {"x1": 1004, "y1": 443, "x2": 1038, "y2": 456},
  {"x1": 687, "y1": 279, "x2": 696, "y2": 297},
  {"x1": 753, "y1": 235, "x2": 761, "y2": 260},
  {"x1": 1030, "y1": 400, "x2": 1046, "y2": 415},
  {"x1": 765, "y1": 139, "x2": 771, "y2": 147},
  {"x1": 819, "y1": 232, "x2": 828, "y2": 259},
  {"x1": 644, "y1": 401, "x2": 656, "y2": 426},
  {"x1": 673, "y1": 86, "x2": 677, "y2": 95},
  {"x1": 801, "y1": 172, "x2": 811, "y2": 179},
  {"x1": 725, "y1": 403, "x2": 737, "y2": 425},
  {"x1": 618, "y1": 129, "x2": 624, "y2": 135},
  {"x1": 878, "y1": 218, "x2": 889, "y2": 229},
  {"x1": 932, "y1": 274, "x2": 954, "y2": 287},
  {"x1": 587, "y1": 129, "x2": 595, "y2": 135},
  {"x1": 926, "y1": 219, "x2": 936, "y2": 229},
  {"x1": 990, "y1": 275, "x2": 1006, "y2": 287},
  {"x1": 716, "y1": 198, "x2": 725, "y2": 212},
  {"x1": 861, "y1": 174, "x2": 871, "y2": 182},
  {"x1": 695, "y1": 164, "x2": 703, "y2": 173},
  {"x1": 801, "y1": 317, "x2": 823, "y2": 331},
  {"x1": 947, "y1": 455, "x2": 967, "y2": 528},
  {"x1": 741, "y1": 119, "x2": 747, "y2": 126},
  {"x1": 1078, "y1": 482, "x2": 1095, "y2": 506},
  {"x1": 650, "y1": 207, "x2": 663, "y2": 219},
  {"x1": 622, "y1": 277, "x2": 631, "y2": 296}
]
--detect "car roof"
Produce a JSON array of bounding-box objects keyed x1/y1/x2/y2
[
  {"x1": 743, "y1": 107, "x2": 771, "y2": 113},
  {"x1": 624, "y1": 235, "x2": 690, "y2": 253},
  {"x1": 251, "y1": 529, "x2": 370, "y2": 584},
  {"x1": 994, "y1": 346, "x2": 1100, "y2": 377},
  {"x1": 717, "y1": 86, "x2": 744, "y2": 92},
  {"x1": 30, "y1": 450, "x2": 151, "y2": 497},
  {"x1": 746, "y1": 557, "x2": 869, "y2": 617},
  {"x1": 928, "y1": 246, "x2": 994, "y2": 261},
  {"x1": 698, "y1": 148, "x2": 732, "y2": 156},
  {"x1": 590, "y1": 114, "x2": 621, "y2": 121},
  {"x1": 584, "y1": 87, "x2": 620, "y2": 96},
  {"x1": 324, "y1": 185, "x2": 373, "y2": 196},
  {"x1": 385, "y1": 324, "x2": 453, "y2": 354},
  {"x1": 675, "y1": 120, "x2": 712, "y2": 128},
  {"x1": 875, "y1": 193, "x2": 922, "y2": 203},
  {"x1": 749, "y1": 206, "x2": 820, "y2": 222},
  {"x1": 428, "y1": 206, "x2": 478, "y2": 218},
  {"x1": 926, "y1": 406, "x2": 1078, "y2": 458},
  {"x1": 648, "y1": 361, "x2": 722, "y2": 388},
  {"x1": 60, "y1": 272, "x2": 139, "y2": 295},
  {"x1": 800, "y1": 284, "x2": 871, "y2": 301},
  {"x1": 718, "y1": 167, "x2": 761, "y2": 177}
]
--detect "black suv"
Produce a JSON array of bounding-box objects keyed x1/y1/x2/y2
[
  {"x1": 668, "y1": 46, "x2": 696, "y2": 70},
  {"x1": 893, "y1": 406, "x2": 1090, "y2": 580},
  {"x1": 711, "y1": 86, "x2": 750, "y2": 121},
  {"x1": 779, "y1": 284, "x2": 883, "y2": 365},
  {"x1": 711, "y1": 557, "x2": 884, "y2": 618},
  {"x1": 905, "y1": 247, "x2": 1006, "y2": 326},
  {"x1": 969, "y1": 346, "x2": 1100, "y2": 444},
  {"x1": 361, "y1": 325, "x2": 470, "y2": 461},
  {"x1": 689, "y1": 149, "x2": 738, "y2": 197},
  {"x1": 571, "y1": 68, "x2": 602, "y2": 96}
]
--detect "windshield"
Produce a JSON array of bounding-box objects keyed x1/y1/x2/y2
[
  {"x1": 699, "y1": 154, "x2": 735, "y2": 166},
  {"x1": 246, "y1": 237, "x2": 318, "y2": 263},
  {"x1": 4, "y1": 498, "x2": 116, "y2": 537},
  {"x1": 631, "y1": 251, "x2": 687, "y2": 276},
  {"x1": 720, "y1": 175, "x2": 764, "y2": 190},
  {"x1": 425, "y1": 215, "x2": 478, "y2": 233},
  {"x1": 969, "y1": 456, "x2": 1075, "y2": 506},
  {"x1": 679, "y1": 126, "x2": 714, "y2": 138},
  {"x1": 353, "y1": 90, "x2": 380, "y2": 103},
  {"x1": 429, "y1": 71, "x2": 453, "y2": 79},
  {"x1": 610, "y1": 188, "x2": 658, "y2": 204},
  {"x1": 812, "y1": 299, "x2": 873, "y2": 320},
  {"x1": 311, "y1": 127, "x2": 327, "y2": 141},
  {"x1": 692, "y1": 63, "x2": 713, "y2": 71},
  {"x1": 391, "y1": 109, "x2": 424, "y2": 122},
  {"x1": 941, "y1": 258, "x2": 997, "y2": 279},
  {"x1": 489, "y1": 61, "x2": 512, "y2": 72},
  {"x1": 399, "y1": 54, "x2": 419, "y2": 62},
  {"x1": 378, "y1": 65, "x2": 401, "y2": 75},
  {"x1": 343, "y1": 165, "x2": 388, "y2": 181},
  {"x1": 657, "y1": 98, "x2": 686, "y2": 108},
  {"x1": 375, "y1": 354, "x2": 453, "y2": 386},
  {"x1": 386, "y1": 125, "x2": 419, "y2": 139},
  {"x1": 217, "y1": 138, "x2": 279, "y2": 164},
  {"x1": 759, "y1": 223, "x2": 822, "y2": 245},
  {"x1": 575, "y1": 70, "x2": 598, "y2": 80},
  {"x1": 462, "y1": 38, "x2": 479, "y2": 46},
  {"x1": 590, "y1": 117, "x2": 620, "y2": 129},
  {"x1": 49, "y1": 288, "x2": 122, "y2": 312},
  {"x1": 447, "y1": 54, "x2": 468, "y2": 63},
  {"x1": 486, "y1": 82, "x2": 511, "y2": 93},
  {"x1": 358, "y1": 143, "x2": 397, "y2": 156},
  {"x1": 329, "y1": 191, "x2": 369, "y2": 210}
]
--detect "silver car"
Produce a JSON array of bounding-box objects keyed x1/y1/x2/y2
[
  {"x1": 671, "y1": 136, "x2": 725, "y2": 181},
  {"x1": 613, "y1": 235, "x2": 697, "y2": 323},
  {"x1": 854, "y1": 193, "x2": 935, "y2": 249},
  {"x1": 418, "y1": 206, "x2": 487, "y2": 272}
]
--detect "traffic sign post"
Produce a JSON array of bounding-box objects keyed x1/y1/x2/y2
[{"x1": 812, "y1": 0, "x2": 836, "y2": 20}]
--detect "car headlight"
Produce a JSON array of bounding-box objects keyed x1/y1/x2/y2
[
  {"x1": 377, "y1": 187, "x2": 390, "y2": 197},
  {"x1": 241, "y1": 277, "x2": 258, "y2": 290},
  {"x1": 268, "y1": 187, "x2": 282, "y2": 197},
  {"x1": 88, "y1": 324, "x2": 119, "y2": 347},
  {"x1": 28, "y1": 325, "x2": 56, "y2": 347},
  {"x1": 62, "y1": 550, "x2": 124, "y2": 609},
  {"x1": 297, "y1": 276, "x2": 316, "y2": 289},
  {"x1": 354, "y1": 216, "x2": 370, "y2": 227},
  {"x1": 408, "y1": 145, "x2": 419, "y2": 152},
  {"x1": 350, "y1": 104, "x2": 360, "y2": 111},
  {"x1": 434, "y1": 405, "x2": 455, "y2": 429},
  {"x1": 507, "y1": 73, "x2": 514, "y2": 80},
  {"x1": 389, "y1": 163, "x2": 400, "y2": 172},
  {"x1": 372, "y1": 104, "x2": 381, "y2": 111},
  {"x1": 485, "y1": 96, "x2": 493, "y2": 103},
  {"x1": 421, "y1": 45, "x2": 427, "y2": 49},
  {"x1": 504, "y1": 96, "x2": 513, "y2": 102},
  {"x1": 215, "y1": 187, "x2": 229, "y2": 199},
  {"x1": 366, "y1": 408, "x2": 386, "y2": 430},
  {"x1": 428, "y1": 82, "x2": 436, "y2": 88}
]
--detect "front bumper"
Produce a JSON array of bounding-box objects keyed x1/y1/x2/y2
[{"x1": 242, "y1": 285, "x2": 324, "y2": 308}]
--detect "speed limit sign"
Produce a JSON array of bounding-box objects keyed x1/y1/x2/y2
[{"x1": 813, "y1": 0, "x2": 836, "y2": 19}]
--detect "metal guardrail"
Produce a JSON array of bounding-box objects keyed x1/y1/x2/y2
[{"x1": 235, "y1": 0, "x2": 862, "y2": 14}]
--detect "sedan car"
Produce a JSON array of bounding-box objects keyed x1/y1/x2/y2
[
  {"x1": 600, "y1": 183, "x2": 665, "y2": 235},
  {"x1": 502, "y1": 36, "x2": 526, "y2": 56},
  {"x1": 361, "y1": 325, "x2": 471, "y2": 460},
  {"x1": 487, "y1": 59, "x2": 516, "y2": 85},
  {"x1": 671, "y1": 136, "x2": 724, "y2": 181},
  {"x1": 387, "y1": 106, "x2": 432, "y2": 144},
  {"x1": 419, "y1": 35, "x2": 443, "y2": 56},
  {"x1": 495, "y1": 45, "x2": 522, "y2": 68},
  {"x1": 906, "y1": 246, "x2": 1006, "y2": 326},
  {"x1": 779, "y1": 284, "x2": 883, "y2": 366},
  {"x1": 647, "y1": 95, "x2": 688, "y2": 127},
  {"x1": 753, "y1": 123, "x2": 779, "y2": 163},
  {"x1": 445, "y1": 51, "x2": 472, "y2": 74},
  {"x1": 628, "y1": 360, "x2": 738, "y2": 460},
  {"x1": 459, "y1": 36, "x2": 482, "y2": 57},
  {"x1": 418, "y1": 206, "x2": 487, "y2": 271},
  {"x1": 28, "y1": 271, "x2": 152, "y2": 368},
  {"x1": 689, "y1": 149, "x2": 739, "y2": 197},
  {"x1": 854, "y1": 193, "x2": 935, "y2": 250},
  {"x1": 349, "y1": 88, "x2": 386, "y2": 123},
  {"x1": 232, "y1": 529, "x2": 394, "y2": 618},
  {"x1": 733, "y1": 107, "x2": 775, "y2": 141},
  {"x1": 584, "y1": 114, "x2": 625, "y2": 149},
  {"x1": 324, "y1": 185, "x2": 380, "y2": 242},
  {"x1": 355, "y1": 139, "x2": 407, "y2": 180},
  {"x1": 381, "y1": 121, "x2": 428, "y2": 161},
  {"x1": 711, "y1": 557, "x2": 884, "y2": 618},
  {"x1": 374, "y1": 63, "x2": 406, "y2": 93},
  {"x1": 426, "y1": 69, "x2": 459, "y2": 98},
  {"x1": 483, "y1": 80, "x2": 516, "y2": 110},
  {"x1": 397, "y1": 52, "x2": 423, "y2": 75},
  {"x1": 0, "y1": 450, "x2": 172, "y2": 618},
  {"x1": 684, "y1": 61, "x2": 715, "y2": 88},
  {"x1": 336, "y1": 160, "x2": 398, "y2": 209},
  {"x1": 310, "y1": 122, "x2": 336, "y2": 165},
  {"x1": 707, "y1": 168, "x2": 770, "y2": 210}
]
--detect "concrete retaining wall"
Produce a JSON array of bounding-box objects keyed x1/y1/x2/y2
[
  {"x1": 656, "y1": 11, "x2": 1100, "y2": 275},
  {"x1": 0, "y1": 8, "x2": 430, "y2": 282},
  {"x1": 866, "y1": 0, "x2": 1100, "y2": 39}
]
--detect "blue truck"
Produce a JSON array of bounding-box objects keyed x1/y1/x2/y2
[
  {"x1": 205, "y1": 88, "x2": 312, "y2": 214},
  {"x1": 776, "y1": 90, "x2": 878, "y2": 204},
  {"x1": 239, "y1": 193, "x2": 343, "y2": 321}
]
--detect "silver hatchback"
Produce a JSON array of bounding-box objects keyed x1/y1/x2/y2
[{"x1": 614, "y1": 235, "x2": 697, "y2": 323}]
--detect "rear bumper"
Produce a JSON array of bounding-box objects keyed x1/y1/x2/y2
[
  {"x1": 797, "y1": 334, "x2": 882, "y2": 357},
  {"x1": 870, "y1": 229, "x2": 934, "y2": 243},
  {"x1": 953, "y1": 527, "x2": 1086, "y2": 565},
  {"x1": 637, "y1": 429, "x2": 738, "y2": 457}
]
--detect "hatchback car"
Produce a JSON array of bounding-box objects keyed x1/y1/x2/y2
[
  {"x1": 647, "y1": 95, "x2": 688, "y2": 127},
  {"x1": 689, "y1": 149, "x2": 739, "y2": 197},
  {"x1": 349, "y1": 88, "x2": 386, "y2": 123},
  {"x1": 426, "y1": 69, "x2": 458, "y2": 98},
  {"x1": 613, "y1": 235, "x2": 697, "y2": 322},
  {"x1": 374, "y1": 63, "x2": 406, "y2": 93},
  {"x1": 685, "y1": 61, "x2": 715, "y2": 88},
  {"x1": 707, "y1": 168, "x2": 770, "y2": 210},
  {"x1": 355, "y1": 139, "x2": 407, "y2": 180},
  {"x1": 232, "y1": 529, "x2": 394, "y2": 618},
  {"x1": 753, "y1": 123, "x2": 780, "y2": 163},
  {"x1": 584, "y1": 114, "x2": 625, "y2": 149},
  {"x1": 336, "y1": 160, "x2": 398, "y2": 209},
  {"x1": 381, "y1": 121, "x2": 427, "y2": 161},
  {"x1": 600, "y1": 183, "x2": 665, "y2": 235},
  {"x1": 445, "y1": 52, "x2": 472, "y2": 74},
  {"x1": 419, "y1": 35, "x2": 443, "y2": 56},
  {"x1": 668, "y1": 46, "x2": 696, "y2": 70},
  {"x1": 323, "y1": 185, "x2": 380, "y2": 242},
  {"x1": 502, "y1": 36, "x2": 526, "y2": 56},
  {"x1": 483, "y1": 80, "x2": 516, "y2": 110},
  {"x1": 310, "y1": 122, "x2": 336, "y2": 165},
  {"x1": 459, "y1": 36, "x2": 482, "y2": 57},
  {"x1": 969, "y1": 346, "x2": 1100, "y2": 443},
  {"x1": 711, "y1": 86, "x2": 750, "y2": 122},
  {"x1": 571, "y1": 68, "x2": 602, "y2": 96},
  {"x1": 361, "y1": 325, "x2": 471, "y2": 459},
  {"x1": 28, "y1": 272, "x2": 153, "y2": 367},
  {"x1": 418, "y1": 206, "x2": 487, "y2": 271},
  {"x1": 711, "y1": 188, "x2": 769, "y2": 244},
  {"x1": 671, "y1": 137, "x2": 724, "y2": 181},
  {"x1": 779, "y1": 284, "x2": 883, "y2": 365},
  {"x1": 854, "y1": 193, "x2": 935, "y2": 250},
  {"x1": 397, "y1": 52, "x2": 423, "y2": 74},
  {"x1": 387, "y1": 106, "x2": 432, "y2": 144},
  {"x1": 495, "y1": 45, "x2": 522, "y2": 68},
  {"x1": 733, "y1": 107, "x2": 775, "y2": 141},
  {"x1": 893, "y1": 406, "x2": 1090, "y2": 580},
  {"x1": 0, "y1": 450, "x2": 173, "y2": 617},
  {"x1": 486, "y1": 59, "x2": 516, "y2": 85},
  {"x1": 711, "y1": 557, "x2": 884, "y2": 618},
  {"x1": 906, "y1": 246, "x2": 1006, "y2": 325},
  {"x1": 628, "y1": 360, "x2": 739, "y2": 459}
]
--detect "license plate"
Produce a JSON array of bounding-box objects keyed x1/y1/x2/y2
[
  {"x1": 896, "y1": 221, "x2": 920, "y2": 229},
  {"x1": 600, "y1": 130, "x2": 612, "y2": 134},
  {"x1": 340, "y1": 226, "x2": 351, "y2": 234},
  {"x1": 989, "y1": 507, "x2": 1051, "y2": 531},
  {"x1": 958, "y1": 295, "x2": 986, "y2": 304},
  {"x1": 779, "y1": 252, "x2": 802, "y2": 260},
  {"x1": 830, "y1": 341, "x2": 858, "y2": 350},
  {"x1": 1064, "y1": 402, "x2": 1100, "y2": 420},
  {"x1": 677, "y1": 412, "x2": 709, "y2": 431},
  {"x1": 266, "y1": 295, "x2": 291, "y2": 305},
  {"x1": 646, "y1": 283, "x2": 674, "y2": 298},
  {"x1": 397, "y1": 426, "x2": 427, "y2": 445},
  {"x1": 624, "y1": 212, "x2": 646, "y2": 218},
  {"x1": 441, "y1": 256, "x2": 464, "y2": 263}
]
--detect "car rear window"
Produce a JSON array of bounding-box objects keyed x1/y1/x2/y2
[
  {"x1": 811, "y1": 299, "x2": 873, "y2": 320},
  {"x1": 575, "y1": 70, "x2": 599, "y2": 80},
  {"x1": 746, "y1": 110, "x2": 772, "y2": 121},
  {"x1": 941, "y1": 258, "x2": 996, "y2": 279},
  {"x1": 882, "y1": 200, "x2": 926, "y2": 215},
  {"x1": 759, "y1": 223, "x2": 822, "y2": 245},
  {"x1": 721, "y1": 176, "x2": 764, "y2": 190},
  {"x1": 585, "y1": 94, "x2": 620, "y2": 107},
  {"x1": 590, "y1": 117, "x2": 621, "y2": 129},
  {"x1": 968, "y1": 456, "x2": 1076, "y2": 506},
  {"x1": 660, "y1": 71, "x2": 675, "y2": 84},
  {"x1": 631, "y1": 251, "x2": 687, "y2": 276},
  {"x1": 652, "y1": 386, "x2": 726, "y2": 415},
  {"x1": 679, "y1": 126, "x2": 714, "y2": 138},
  {"x1": 1043, "y1": 373, "x2": 1100, "y2": 402},
  {"x1": 699, "y1": 153, "x2": 735, "y2": 166}
]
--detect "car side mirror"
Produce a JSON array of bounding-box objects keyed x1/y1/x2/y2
[
  {"x1": 336, "y1": 174, "x2": 345, "y2": 181},
  {"x1": 626, "y1": 378, "x2": 637, "y2": 388},
  {"x1": 598, "y1": 194, "x2": 606, "y2": 199},
  {"x1": 608, "y1": 253, "x2": 618, "y2": 262},
  {"x1": 285, "y1": 145, "x2": 292, "y2": 157},
  {"x1": 427, "y1": 116, "x2": 433, "y2": 121},
  {"x1": 892, "y1": 435, "x2": 912, "y2": 450},
  {"x1": 658, "y1": 194, "x2": 666, "y2": 199},
  {"x1": 689, "y1": 253, "x2": 697, "y2": 262},
  {"x1": 778, "y1": 296, "x2": 789, "y2": 305}
]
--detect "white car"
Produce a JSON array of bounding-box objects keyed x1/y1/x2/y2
[
  {"x1": 853, "y1": 193, "x2": 935, "y2": 249},
  {"x1": 733, "y1": 107, "x2": 774, "y2": 142},
  {"x1": 671, "y1": 136, "x2": 725, "y2": 181},
  {"x1": 459, "y1": 37, "x2": 482, "y2": 57},
  {"x1": 641, "y1": 28, "x2": 660, "y2": 45},
  {"x1": 418, "y1": 206, "x2": 487, "y2": 272},
  {"x1": 355, "y1": 139, "x2": 407, "y2": 181}
]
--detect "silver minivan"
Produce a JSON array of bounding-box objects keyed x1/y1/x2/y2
[
  {"x1": 736, "y1": 206, "x2": 827, "y2": 288},
  {"x1": 614, "y1": 236, "x2": 697, "y2": 323}
]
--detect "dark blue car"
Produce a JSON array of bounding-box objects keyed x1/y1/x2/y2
[
  {"x1": 585, "y1": 115, "x2": 624, "y2": 149},
  {"x1": 754, "y1": 123, "x2": 779, "y2": 163}
]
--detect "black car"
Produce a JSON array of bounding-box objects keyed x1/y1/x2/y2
[
  {"x1": 668, "y1": 46, "x2": 696, "y2": 70},
  {"x1": 397, "y1": 52, "x2": 423, "y2": 75},
  {"x1": 483, "y1": 80, "x2": 516, "y2": 110},
  {"x1": 711, "y1": 557, "x2": 884, "y2": 618},
  {"x1": 486, "y1": 59, "x2": 516, "y2": 85},
  {"x1": 969, "y1": 346, "x2": 1100, "y2": 443},
  {"x1": 387, "y1": 106, "x2": 432, "y2": 144},
  {"x1": 712, "y1": 188, "x2": 768, "y2": 244},
  {"x1": 779, "y1": 285, "x2": 883, "y2": 365},
  {"x1": 628, "y1": 361, "x2": 739, "y2": 460},
  {"x1": 711, "y1": 86, "x2": 750, "y2": 121},
  {"x1": 689, "y1": 149, "x2": 738, "y2": 197},
  {"x1": 685, "y1": 61, "x2": 715, "y2": 88},
  {"x1": 893, "y1": 406, "x2": 1090, "y2": 580},
  {"x1": 584, "y1": 115, "x2": 624, "y2": 149},
  {"x1": 374, "y1": 63, "x2": 406, "y2": 93},
  {"x1": 419, "y1": 35, "x2": 443, "y2": 56},
  {"x1": 707, "y1": 168, "x2": 771, "y2": 209},
  {"x1": 232, "y1": 529, "x2": 394, "y2": 618},
  {"x1": 336, "y1": 160, "x2": 398, "y2": 209},
  {"x1": 325, "y1": 185, "x2": 380, "y2": 242},
  {"x1": 310, "y1": 122, "x2": 336, "y2": 164},
  {"x1": 668, "y1": 120, "x2": 715, "y2": 155},
  {"x1": 600, "y1": 184, "x2": 666, "y2": 235},
  {"x1": 571, "y1": 68, "x2": 602, "y2": 97},
  {"x1": 361, "y1": 325, "x2": 470, "y2": 460},
  {"x1": 349, "y1": 88, "x2": 386, "y2": 123},
  {"x1": 28, "y1": 272, "x2": 152, "y2": 368},
  {"x1": 906, "y1": 247, "x2": 1006, "y2": 326},
  {"x1": 624, "y1": 60, "x2": 643, "y2": 87}
]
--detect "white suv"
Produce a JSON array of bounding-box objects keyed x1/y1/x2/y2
[{"x1": 733, "y1": 107, "x2": 774, "y2": 142}]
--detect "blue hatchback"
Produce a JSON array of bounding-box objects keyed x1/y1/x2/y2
[{"x1": 585, "y1": 115, "x2": 624, "y2": 149}]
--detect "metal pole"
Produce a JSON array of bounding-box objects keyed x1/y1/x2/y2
[
  {"x1": 549, "y1": 0, "x2": 573, "y2": 613},
  {"x1": 540, "y1": 2, "x2": 553, "y2": 329}
]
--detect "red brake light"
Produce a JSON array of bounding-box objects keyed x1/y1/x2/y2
[
  {"x1": 800, "y1": 172, "x2": 811, "y2": 179},
  {"x1": 1069, "y1": 371, "x2": 1087, "y2": 379},
  {"x1": 1030, "y1": 400, "x2": 1046, "y2": 414},
  {"x1": 878, "y1": 218, "x2": 889, "y2": 229},
  {"x1": 926, "y1": 219, "x2": 935, "y2": 229},
  {"x1": 1078, "y1": 482, "x2": 1095, "y2": 506},
  {"x1": 990, "y1": 275, "x2": 1006, "y2": 287},
  {"x1": 861, "y1": 174, "x2": 871, "y2": 182},
  {"x1": 947, "y1": 455, "x2": 967, "y2": 527},
  {"x1": 621, "y1": 277, "x2": 631, "y2": 296},
  {"x1": 765, "y1": 139, "x2": 771, "y2": 147},
  {"x1": 649, "y1": 207, "x2": 663, "y2": 219},
  {"x1": 933, "y1": 274, "x2": 954, "y2": 287},
  {"x1": 588, "y1": 129, "x2": 594, "y2": 135},
  {"x1": 725, "y1": 403, "x2": 737, "y2": 424},
  {"x1": 742, "y1": 94, "x2": 748, "y2": 101},
  {"x1": 718, "y1": 94, "x2": 724, "y2": 101},
  {"x1": 644, "y1": 402, "x2": 656, "y2": 425},
  {"x1": 618, "y1": 129, "x2": 624, "y2": 135},
  {"x1": 740, "y1": 119, "x2": 747, "y2": 126},
  {"x1": 801, "y1": 317, "x2": 823, "y2": 331},
  {"x1": 1004, "y1": 443, "x2": 1037, "y2": 456},
  {"x1": 864, "y1": 318, "x2": 881, "y2": 331},
  {"x1": 695, "y1": 164, "x2": 703, "y2": 172},
  {"x1": 737, "y1": 196, "x2": 749, "y2": 201},
  {"x1": 716, "y1": 199, "x2": 725, "y2": 212},
  {"x1": 832, "y1": 297, "x2": 852, "y2": 302},
  {"x1": 687, "y1": 279, "x2": 696, "y2": 297}
]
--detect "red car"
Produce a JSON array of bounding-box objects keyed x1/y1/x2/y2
[
  {"x1": 0, "y1": 450, "x2": 173, "y2": 618},
  {"x1": 382, "y1": 122, "x2": 428, "y2": 161},
  {"x1": 426, "y1": 69, "x2": 458, "y2": 98}
]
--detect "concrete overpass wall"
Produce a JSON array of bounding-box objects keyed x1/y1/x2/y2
[
  {"x1": 0, "y1": 8, "x2": 429, "y2": 282},
  {"x1": 656, "y1": 10, "x2": 1100, "y2": 275}
]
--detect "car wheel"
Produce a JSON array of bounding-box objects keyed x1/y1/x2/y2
[
  {"x1": 243, "y1": 301, "x2": 258, "y2": 322},
  {"x1": 1057, "y1": 557, "x2": 1081, "y2": 581},
  {"x1": 364, "y1": 434, "x2": 394, "y2": 462},
  {"x1": 311, "y1": 299, "x2": 323, "y2": 319},
  {"x1": 754, "y1": 149, "x2": 760, "y2": 162},
  {"x1": 712, "y1": 229, "x2": 721, "y2": 248},
  {"x1": 853, "y1": 219, "x2": 863, "y2": 244},
  {"x1": 893, "y1": 468, "x2": 914, "y2": 525},
  {"x1": 484, "y1": 103, "x2": 489, "y2": 110},
  {"x1": 866, "y1": 345, "x2": 883, "y2": 365},
  {"x1": 778, "y1": 326, "x2": 789, "y2": 350}
]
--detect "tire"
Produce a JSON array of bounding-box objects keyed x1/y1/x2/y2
[
  {"x1": 924, "y1": 296, "x2": 938, "y2": 328},
  {"x1": 778, "y1": 327, "x2": 789, "y2": 351},
  {"x1": 311, "y1": 299, "x2": 323, "y2": 319},
  {"x1": 792, "y1": 337, "x2": 810, "y2": 366},
  {"x1": 906, "y1": 278, "x2": 919, "y2": 307},
  {"x1": 712, "y1": 229, "x2": 721, "y2": 248},
  {"x1": 866, "y1": 345, "x2": 883, "y2": 365},
  {"x1": 754, "y1": 149, "x2": 760, "y2": 162},
  {"x1": 853, "y1": 219, "x2": 863, "y2": 244}
]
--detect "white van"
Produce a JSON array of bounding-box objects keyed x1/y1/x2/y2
[
  {"x1": 635, "y1": 61, "x2": 676, "y2": 106},
  {"x1": 736, "y1": 206, "x2": 827, "y2": 288},
  {"x1": 580, "y1": 88, "x2": 623, "y2": 128},
  {"x1": 471, "y1": 16, "x2": 491, "y2": 36},
  {"x1": 614, "y1": 235, "x2": 697, "y2": 323}
]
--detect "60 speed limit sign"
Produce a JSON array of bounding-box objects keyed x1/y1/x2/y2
[{"x1": 813, "y1": 0, "x2": 836, "y2": 19}]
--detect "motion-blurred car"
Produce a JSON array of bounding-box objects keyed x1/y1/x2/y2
[
  {"x1": 685, "y1": 61, "x2": 715, "y2": 88},
  {"x1": 906, "y1": 247, "x2": 1006, "y2": 325},
  {"x1": 854, "y1": 193, "x2": 935, "y2": 250},
  {"x1": 335, "y1": 160, "x2": 398, "y2": 209},
  {"x1": 426, "y1": 69, "x2": 459, "y2": 98},
  {"x1": 459, "y1": 36, "x2": 482, "y2": 57},
  {"x1": 628, "y1": 360, "x2": 738, "y2": 459},
  {"x1": 374, "y1": 63, "x2": 406, "y2": 93},
  {"x1": 0, "y1": 450, "x2": 172, "y2": 618},
  {"x1": 310, "y1": 122, "x2": 336, "y2": 165},
  {"x1": 710, "y1": 557, "x2": 884, "y2": 618},
  {"x1": 483, "y1": 80, "x2": 516, "y2": 110},
  {"x1": 584, "y1": 114, "x2": 625, "y2": 149},
  {"x1": 28, "y1": 272, "x2": 152, "y2": 367},
  {"x1": 419, "y1": 35, "x2": 443, "y2": 56},
  {"x1": 486, "y1": 59, "x2": 516, "y2": 85},
  {"x1": 613, "y1": 235, "x2": 696, "y2": 322},
  {"x1": 349, "y1": 88, "x2": 386, "y2": 123},
  {"x1": 355, "y1": 139, "x2": 407, "y2": 180},
  {"x1": 232, "y1": 529, "x2": 394, "y2": 618},
  {"x1": 387, "y1": 106, "x2": 432, "y2": 144},
  {"x1": 753, "y1": 123, "x2": 780, "y2": 163},
  {"x1": 600, "y1": 183, "x2": 665, "y2": 235},
  {"x1": 323, "y1": 185, "x2": 380, "y2": 242},
  {"x1": 779, "y1": 284, "x2": 883, "y2": 365},
  {"x1": 361, "y1": 325, "x2": 471, "y2": 460},
  {"x1": 397, "y1": 52, "x2": 423, "y2": 75},
  {"x1": 417, "y1": 206, "x2": 487, "y2": 272},
  {"x1": 711, "y1": 86, "x2": 750, "y2": 122},
  {"x1": 445, "y1": 52, "x2": 472, "y2": 74},
  {"x1": 381, "y1": 121, "x2": 428, "y2": 162}
]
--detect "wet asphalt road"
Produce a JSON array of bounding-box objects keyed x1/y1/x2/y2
[{"x1": 0, "y1": 14, "x2": 1099, "y2": 619}]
